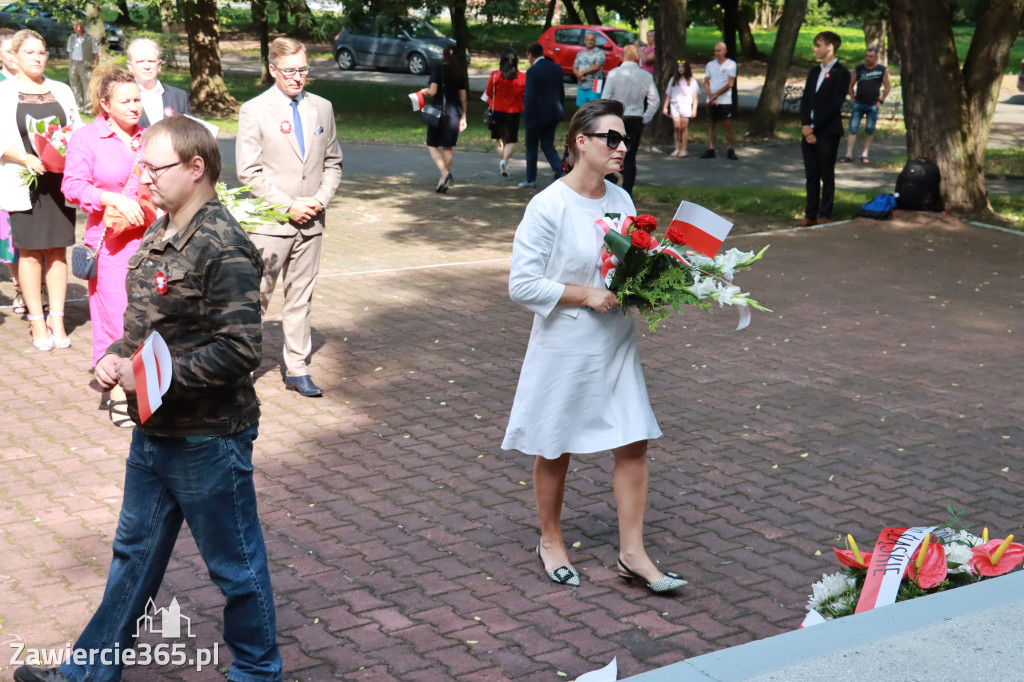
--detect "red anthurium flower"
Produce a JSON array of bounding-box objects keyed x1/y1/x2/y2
[
  {"x1": 908, "y1": 541, "x2": 947, "y2": 589},
  {"x1": 969, "y1": 538, "x2": 1024, "y2": 577},
  {"x1": 833, "y1": 546, "x2": 872, "y2": 570}
]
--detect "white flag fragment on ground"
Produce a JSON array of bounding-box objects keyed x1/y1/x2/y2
[{"x1": 577, "y1": 657, "x2": 617, "y2": 682}]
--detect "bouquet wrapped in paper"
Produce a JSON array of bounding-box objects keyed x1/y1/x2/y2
[
  {"x1": 597, "y1": 201, "x2": 770, "y2": 331},
  {"x1": 19, "y1": 115, "x2": 73, "y2": 188}
]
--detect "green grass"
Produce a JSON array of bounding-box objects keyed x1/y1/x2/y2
[
  {"x1": 882, "y1": 148, "x2": 1024, "y2": 178},
  {"x1": 632, "y1": 185, "x2": 875, "y2": 222},
  {"x1": 989, "y1": 195, "x2": 1024, "y2": 227}
]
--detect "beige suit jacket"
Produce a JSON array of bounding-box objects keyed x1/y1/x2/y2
[{"x1": 236, "y1": 86, "x2": 343, "y2": 237}]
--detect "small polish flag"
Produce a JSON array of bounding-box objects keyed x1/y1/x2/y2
[
  {"x1": 131, "y1": 331, "x2": 173, "y2": 424},
  {"x1": 668, "y1": 201, "x2": 734, "y2": 257},
  {"x1": 408, "y1": 91, "x2": 427, "y2": 111}
]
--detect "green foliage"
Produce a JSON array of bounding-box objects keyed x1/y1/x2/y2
[{"x1": 944, "y1": 504, "x2": 971, "y2": 532}]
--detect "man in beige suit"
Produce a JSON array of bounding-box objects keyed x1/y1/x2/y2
[{"x1": 236, "y1": 37, "x2": 343, "y2": 396}]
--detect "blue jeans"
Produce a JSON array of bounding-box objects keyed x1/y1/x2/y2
[
  {"x1": 524, "y1": 121, "x2": 563, "y2": 183},
  {"x1": 848, "y1": 102, "x2": 879, "y2": 135},
  {"x1": 60, "y1": 424, "x2": 282, "y2": 682}
]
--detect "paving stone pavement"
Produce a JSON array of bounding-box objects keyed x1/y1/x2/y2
[{"x1": 0, "y1": 179, "x2": 1022, "y2": 682}]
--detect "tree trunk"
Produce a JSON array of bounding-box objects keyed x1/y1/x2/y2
[
  {"x1": 722, "y1": 0, "x2": 739, "y2": 59},
  {"x1": 288, "y1": 0, "x2": 316, "y2": 39},
  {"x1": 448, "y1": 0, "x2": 471, "y2": 81},
  {"x1": 561, "y1": 0, "x2": 583, "y2": 26},
  {"x1": 737, "y1": 0, "x2": 763, "y2": 59},
  {"x1": 182, "y1": 0, "x2": 237, "y2": 116},
  {"x1": 543, "y1": 0, "x2": 558, "y2": 31},
  {"x1": 747, "y1": 0, "x2": 806, "y2": 137},
  {"x1": 114, "y1": 0, "x2": 132, "y2": 26},
  {"x1": 863, "y1": 18, "x2": 886, "y2": 63},
  {"x1": 252, "y1": 0, "x2": 271, "y2": 85},
  {"x1": 578, "y1": 0, "x2": 601, "y2": 25},
  {"x1": 737, "y1": 19, "x2": 761, "y2": 59},
  {"x1": 888, "y1": 0, "x2": 1023, "y2": 216},
  {"x1": 651, "y1": 0, "x2": 688, "y2": 143},
  {"x1": 84, "y1": 2, "x2": 104, "y2": 54}
]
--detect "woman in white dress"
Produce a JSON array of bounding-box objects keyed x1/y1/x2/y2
[
  {"x1": 662, "y1": 60, "x2": 700, "y2": 157},
  {"x1": 503, "y1": 100, "x2": 686, "y2": 593}
]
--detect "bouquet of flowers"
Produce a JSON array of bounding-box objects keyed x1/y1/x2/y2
[
  {"x1": 216, "y1": 183, "x2": 291, "y2": 231},
  {"x1": 806, "y1": 516, "x2": 1024, "y2": 624},
  {"x1": 19, "y1": 116, "x2": 73, "y2": 189},
  {"x1": 597, "y1": 207, "x2": 770, "y2": 331}
]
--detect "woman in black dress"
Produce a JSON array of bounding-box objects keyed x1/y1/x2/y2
[
  {"x1": 0, "y1": 30, "x2": 81, "y2": 350},
  {"x1": 417, "y1": 45, "x2": 467, "y2": 193}
]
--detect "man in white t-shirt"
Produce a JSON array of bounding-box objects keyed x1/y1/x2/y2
[{"x1": 701, "y1": 42, "x2": 738, "y2": 160}]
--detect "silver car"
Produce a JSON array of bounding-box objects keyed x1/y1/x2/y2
[{"x1": 333, "y1": 17, "x2": 458, "y2": 76}]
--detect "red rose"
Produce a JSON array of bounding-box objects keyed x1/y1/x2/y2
[
  {"x1": 631, "y1": 229, "x2": 653, "y2": 249},
  {"x1": 47, "y1": 124, "x2": 59, "y2": 133},
  {"x1": 633, "y1": 214, "x2": 658, "y2": 232},
  {"x1": 665, "y1": 225, "x2": 687, "y2": 245}
]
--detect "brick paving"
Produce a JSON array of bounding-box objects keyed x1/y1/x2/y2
[{"x1": 1, "y1": 180, "x2": 1022, "y2": 681}]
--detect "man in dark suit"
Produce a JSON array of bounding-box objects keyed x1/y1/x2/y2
[
  {"x1": 127, "y1": 38, "x2": 191, "y2": 128},
  {"x1": 799, "y1": 31, "x2": 851, "y2": 226},
  {"x1": 518, "y1": 42, "x2": 565, "y2": 189}
]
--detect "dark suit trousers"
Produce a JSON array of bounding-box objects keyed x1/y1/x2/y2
[
  {"x1": 525, "y1": 121, "x2": 562, "y2": 183},
  {"x1": 801, "y1": 133, "x2": 841, "y2": 219}
]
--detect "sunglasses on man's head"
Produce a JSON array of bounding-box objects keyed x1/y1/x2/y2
[{"x1": 583, "y1": 130, "x2": 633, "y2": 149}]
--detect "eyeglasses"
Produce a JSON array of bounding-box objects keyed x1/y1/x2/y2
[
  {"x1": 139, "y1": 160, "x2": 184, "y2": 180},
  {"x1": 583, "y1": 130, "x2": 633, "y2": 149},
  {"x1": 272, "y1": 65, "x2": 310, "y2": 77}
]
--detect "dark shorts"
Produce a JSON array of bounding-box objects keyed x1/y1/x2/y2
[
  {"x1": 489, "y1": 111, "x2": 520, "y2": 144},
  {"x1": 707, "y1": 104, "x2": 733, "y2": 122}
]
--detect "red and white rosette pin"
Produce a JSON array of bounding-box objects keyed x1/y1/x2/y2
[
  {"x1": 130, "y1": 136, "x2": 142, "y2": 152},
  {"x1": 164, "y1": 106, "x2": 175, "y2": 118},
  {"x1": 154, "y1": 271, "x2": 168, "y2": 295},
  {"x1": 280, "y1": 120, "x2": 292, "y2": 135}
]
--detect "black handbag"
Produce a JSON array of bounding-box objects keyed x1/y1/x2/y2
[
  {"x1": 71, "y1": 244, "x2": 98, "y2": 280},
  {"x1": 421, "y1": 66, "x2": 448, "y2": 129},
  {"x1": 483, "y1": 108, "x2": 495, "y2": 127},
  {"x1": 421, "y1": 104, "x2": 447, "y2": 128}
]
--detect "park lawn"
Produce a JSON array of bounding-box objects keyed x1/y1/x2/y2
[{"x1": 632, "y1": 184, "x2": 874, "y2": 223}]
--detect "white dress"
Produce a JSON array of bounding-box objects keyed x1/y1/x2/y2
[
  {"x1": 502, "y1": 180, "x2": 662, "y2": 459},
  {"x1": 667, "y1": 77, "x2": 699, "y2": 119}
]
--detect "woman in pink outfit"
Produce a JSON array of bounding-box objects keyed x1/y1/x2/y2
[{"x1": 62, "y1": 67, "x2": 148, "y2": 427}]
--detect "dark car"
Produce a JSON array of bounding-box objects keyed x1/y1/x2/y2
[
  {"x1": 537, "y1": 24, "x2": 636, "y2": 80},
  {"x1": 0, "y1": 3, "x2": 125, "y2": 54},
  {"x1": 1018, "y1": 56, "x2": 1024, "y2": 92},
  {"x1": 333, "y1": 17, "x2": 461, "y2": 76}
]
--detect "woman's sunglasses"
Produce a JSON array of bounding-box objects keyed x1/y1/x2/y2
[{"x1": 583, "y1": 130, "x2": 634, "y2": 149}]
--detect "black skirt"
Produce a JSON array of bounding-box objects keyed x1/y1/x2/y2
[
  {"x1": 425, "y1": 103, "x2": 462, "y2": 148},
  {"x1": 489, "y1": 111, "x2": 520, "y2": 144}
]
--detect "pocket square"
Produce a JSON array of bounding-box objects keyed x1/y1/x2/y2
[{"x1": 314, "y1": 124, "x2": 325, "y2": 134}]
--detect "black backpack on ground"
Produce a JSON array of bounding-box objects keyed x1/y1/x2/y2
[{"x1": 895, "y1": 159, "x2": 943, "y2": 212}]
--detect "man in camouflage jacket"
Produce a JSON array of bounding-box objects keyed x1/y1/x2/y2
[{"x1": 14, "y1": 116, "x2": 283, "y2": 682}]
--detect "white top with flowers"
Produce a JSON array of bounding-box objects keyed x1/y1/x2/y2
[{"x1": 503, "y1": 179, "x2": 661, "y2": 459}]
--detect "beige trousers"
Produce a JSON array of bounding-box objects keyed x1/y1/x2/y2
[{"x1": 248, "y1": 230, "x2": 323, "y2": 378}]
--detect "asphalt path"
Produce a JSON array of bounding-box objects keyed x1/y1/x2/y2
[{"x1": 217, "y1": 52, "x2": 1024, "y2": 197}]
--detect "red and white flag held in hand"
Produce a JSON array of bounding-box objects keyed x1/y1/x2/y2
[
  {"x1": 668, "y1": 201, "x2": 734, "y2": 258},
  {"x1": 131, "y1": 331, "x2": 173, "y2": 424}
]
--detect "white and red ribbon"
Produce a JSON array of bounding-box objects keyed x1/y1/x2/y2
[
  {"x1": 131, "y1": 331, "x2": 173, "y2": 424},
  {"x1": 855, "y1": 526, "x2": 937, "y2": 613}
]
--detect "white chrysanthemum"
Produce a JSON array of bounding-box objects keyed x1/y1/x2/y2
[
  {"x1": 944, "y1": 541, "x2": 974, "y2": 574},
  {"x1": 953, "y1": 530, "x2": 983, "y2": 547},
  {"x1": 807, "y1": 572, "x2": 857, "y2": 611}
]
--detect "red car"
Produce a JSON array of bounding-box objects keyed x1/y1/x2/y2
[{"x1": 537, "y1": 25, "x2": 637, "y2": 80}]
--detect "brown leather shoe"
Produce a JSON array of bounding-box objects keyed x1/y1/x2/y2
[
  {"x1": 798, "y1": 217, "x2": 817, "y2": 227},
  {"x1": 817, "y1": 217, "x2": 833, "y2": 225}
]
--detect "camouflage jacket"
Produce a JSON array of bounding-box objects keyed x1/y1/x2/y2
[{"x1": 108, "y1": 199, "x2": 263, "y2": 437}]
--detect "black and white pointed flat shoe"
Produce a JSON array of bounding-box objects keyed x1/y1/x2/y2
[
  {"x1": 537, "y1": 546, "x2": 580, "y2": 586},
  {"x1": 618, "y1": 558, "x2": 687, "y2": 593}
]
